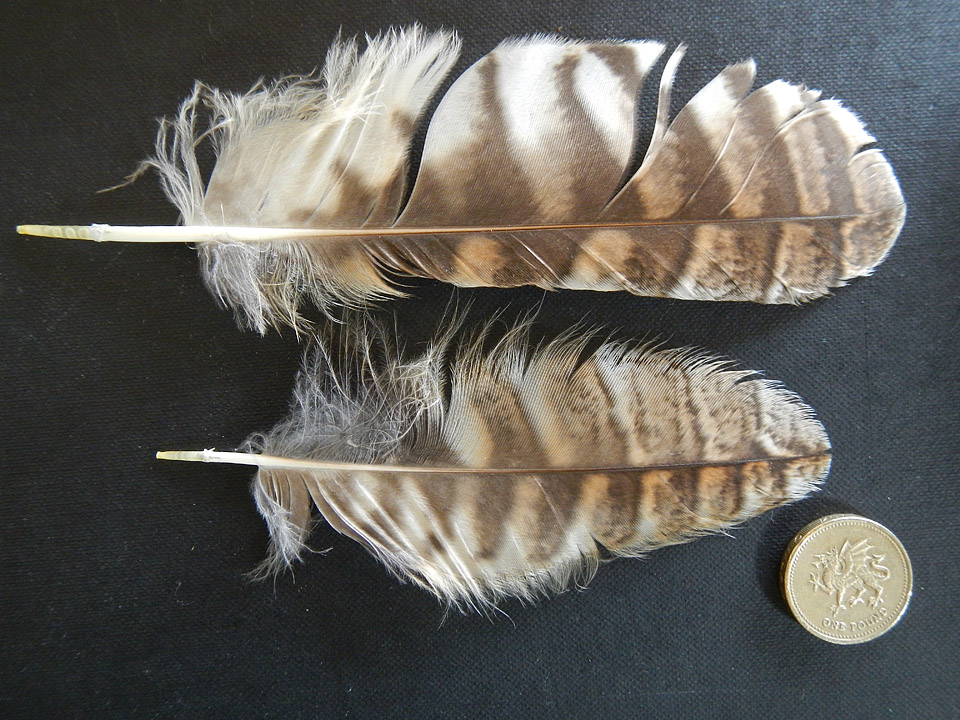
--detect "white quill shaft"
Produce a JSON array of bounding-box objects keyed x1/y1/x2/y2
[{"x1": 156, "y1": 449, "x2": 825, "y2": 474}]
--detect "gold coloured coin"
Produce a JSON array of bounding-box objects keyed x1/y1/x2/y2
[{"x1": 781, "y1": 514, "x2": 912, "y2": 644}]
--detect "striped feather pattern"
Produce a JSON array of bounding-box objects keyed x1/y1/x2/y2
[
  {"x1": 66, "y1": 26, "x2": 902, "y2": 331},
  {"x1": 233, "y1": 321, "x2": 831, "y2": 610}
]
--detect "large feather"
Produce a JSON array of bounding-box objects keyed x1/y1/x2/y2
[
  {"x1": 159, "y1": 319, "x2": 831, "y2": 610},
  {"x1": 20, "y1": 27, "x2": 904, "y2": 332}
]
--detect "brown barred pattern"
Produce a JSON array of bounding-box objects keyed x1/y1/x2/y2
[
  {"x1": 249, "y1": 329, "x2": 830, "y2": 609},
  {"x1": 259, "y1": 455, "x2": 828, "y2": 604},
  {"x1": 139, "y1": 29, "x2": 904, "y2": 329},
  {"x1": 385, "y1": 48, "x2": 903, "y2": 305}
]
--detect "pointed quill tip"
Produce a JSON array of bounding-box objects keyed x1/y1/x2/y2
[
  {"x1": 17, "y1": 224, "x2": 103, "y2": 240},
  {"x1": 156, "y1": 450, "x2": 209, "y2": 463},
  {"x1": 16, "y1": 223, "x2": 193, "y2": 243},
  {"x1": 155, "y1": 449, "x2": 271, "y2": 468}
]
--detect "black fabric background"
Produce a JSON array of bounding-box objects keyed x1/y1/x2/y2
[{"x1": 2, "y1": 1, "x2": 958, "y2": 717}]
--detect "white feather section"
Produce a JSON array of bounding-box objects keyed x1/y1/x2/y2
[{"x1": 146, "y1": 26, "x2": 461, "y2": 332}]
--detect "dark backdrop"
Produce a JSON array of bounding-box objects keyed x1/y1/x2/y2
[{"x1": 2, "y1": 1, "x2": 958, "y2": 717}]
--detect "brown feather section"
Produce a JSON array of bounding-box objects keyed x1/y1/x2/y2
[{"x1": 375, "y1": 56, "x2": 904, "y2": 306}]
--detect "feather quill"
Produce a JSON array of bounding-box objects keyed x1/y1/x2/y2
[
  {"x1": 19, "y1": 27, "x2": 904, "y2": 332},
  {"x1": 159, "y1": 319, "x2": 831, "y2": 610}
]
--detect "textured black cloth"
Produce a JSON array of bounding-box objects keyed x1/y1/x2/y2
[{"x1": 2, "y1": 1, "x2": 958, "y2": 717}]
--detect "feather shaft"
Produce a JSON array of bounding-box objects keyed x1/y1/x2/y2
[
  {"x1": 20, "y1": 209, "x2": 893, "y2": 242},
  {"x1": 157, "y1": 448, "x2": 829, "y2": 475}
]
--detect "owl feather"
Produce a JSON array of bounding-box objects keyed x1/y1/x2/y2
[
  {"x1": 159, "y1": 318, "x2": 831, "y2": 611},
  {"x1": 20, "y1": 26, "x2": 904, "y2": 332}
]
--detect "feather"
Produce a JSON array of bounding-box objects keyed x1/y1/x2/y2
[
  {"x1": 158, "y1": 318, "x2": 831, "y2": 611},
  {"x1": 19, "y1": 27, "x2": 904, "y2": 332}
]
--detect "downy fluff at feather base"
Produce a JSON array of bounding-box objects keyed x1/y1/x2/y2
[
  {"x1": 160, "y1": 319, "x2": 831, "y2": 610},
  {"x1": 21, "y1": 26, "x2": 904, "y2": 332}
]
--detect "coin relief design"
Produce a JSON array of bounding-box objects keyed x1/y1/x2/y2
[
  {"x1": 781, "y1": 515, "x2": 912, "y2": 644},
  {"x1": 809, "y1": 538, "x2": 891, "y2": 616}
]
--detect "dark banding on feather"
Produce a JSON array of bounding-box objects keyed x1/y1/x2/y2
[
  {"x1": 528, "y1": 474, "x2": 585, "y2": 561},
  {"x1": 724, "y1": 463, "x2": 746, "y2": 517},
  {"x1": 597, "y1": 471, "x2": 645, "y2": 547},
  {"x1": 470, "y1": 476, "x2": 515, "y2": 561},
  {"x1": 82, "y1": 30, "x2": 904, "y2": 330},
  {"x1": 589, "y1": 43, "x2": 647, "y2": 92},
  {"x1": 552, "y1": 51, "x2": 622, "y2": 217}
]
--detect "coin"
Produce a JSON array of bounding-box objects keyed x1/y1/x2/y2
[{"x1": 781, "y1": 514, "x2": 912, "y2": 644}]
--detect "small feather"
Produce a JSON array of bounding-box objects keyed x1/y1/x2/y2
[{"x1": 161, "y1": 318, "x2": 831, "y2": 611}]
